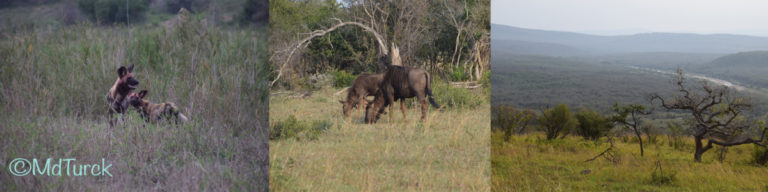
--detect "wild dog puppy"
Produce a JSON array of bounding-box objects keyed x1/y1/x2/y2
[
  {"x1": 128, "y1": 90, "x2": 189, "y2": 124},
  {"x1": 106, "y1": 64, "x2": 139, "y2": 127}
]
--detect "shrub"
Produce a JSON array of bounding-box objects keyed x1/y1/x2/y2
[
  {"x1": 574, "y1": 109, "x2": 611, "y2": 140},
  {"x1": 432, "y1": 80, "x2": 483, "y2": 109},
  {"x1": 538, "y1": 104, "x2": 578, "y2": 140},
  {"x1": 449, "y1": 66, "x2": 469, "y2": 81},
  {"x1": 492, "y1": 105, "x2": 537, "y2": 141},
  {"x1": 270, "y1": 115, "x2": 332, "y2": 141},
  {"x1": 78, "y1": 0, "x2": 149, "y2": 24},
  {"x1": 752, "y1": 145, "x2": 768, "y2": 166},
  {"x1": 332, "y1": 70, "x2": 356, "y2": 88},
  {"x1": 479, "y1": 70, "x2": 491, "y2": 88}
]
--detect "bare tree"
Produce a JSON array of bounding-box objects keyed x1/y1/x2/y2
[
  {"x1": 270, "y1": 18, "x2": 392, "y2": 87},
  {"x1": 650, "y1": 69, "x2": 767, "y2": 162},
  {"x1": 611, "y1": 103, "x2": 651, "y2": 156}
]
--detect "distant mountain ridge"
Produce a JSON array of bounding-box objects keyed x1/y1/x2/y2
[{"x1": 492, "y1": 24, "x2": 768, "y2": 55}]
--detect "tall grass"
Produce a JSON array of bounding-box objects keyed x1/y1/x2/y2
[
  {"x1": 0, "y1": 14, "x2": 269, "y2": 190},
  {"x1": 492, "y1": 132, "x2": 768, "y2": 191}
]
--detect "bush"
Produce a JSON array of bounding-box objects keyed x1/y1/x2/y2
[
  {"x1": 574, "y1": 109, "x2": 611, "y2": 140},
  {"x1": 270, "y1": 115, "x2": 332, "y2": 141},
  {"x1": 492, "y1": 105, "x2": 537, "y2": 141},
  {"x1": 432, "y1": 80, "x2": 483, "y2": 109},
  {"x1": 332, "y1": 70, "x2": 356, "y2": 88},
  {"x1": 538, "y1": 104, "x2": 578, "y2": 140},
  {"x1": 78, "y1": 0, "x2": 149, "y2": 24},
  {"x1": 479, "y1": 70, "x2": 491, "y2": 88},
  {"x1": 449, "y1": 66, "x2": 469, "y2": 81},
  {"x1": 752, "y1": 145, "x2": 768, "y2": 166}
]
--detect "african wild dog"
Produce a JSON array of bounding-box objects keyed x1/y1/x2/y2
[
  {"x1": 128, "y1": 90, "x2": 189, "y2": 124},
  {"x1": 365, "y1": 55, "x2": 440, "y2": 123},
  {"x1": 106, "y1": 64, "x2": 139, "y2": 127}
]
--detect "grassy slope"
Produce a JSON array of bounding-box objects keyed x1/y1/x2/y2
[
  {"x1": 492, "y1": 132, "x2": 768, "y2": 191},
  {"x1": 269, "y1": 88, "x2": 490, "y2": 191}
]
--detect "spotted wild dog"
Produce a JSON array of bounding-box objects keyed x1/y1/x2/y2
[
  {"x1": 128, "y1": 90, "x2": 189, "y2": 124},
  {"x1": 106, "y1": 64, "x2": 139, "y2": 127}
]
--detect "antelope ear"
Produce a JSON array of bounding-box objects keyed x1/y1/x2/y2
[
  {"x1": 338, "y1": 100, "x2": 344, "y2": 104},
  {"x1": 127, "y1": 64, "x2": 135, "y2": 72},
  {"x1": 117, "y1": 66, "x2": 127, "y2": 78},
  {"x1": 138, "y1": 90, "x2": 148, "y2": 99}
]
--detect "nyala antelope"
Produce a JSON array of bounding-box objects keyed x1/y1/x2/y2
[
  {"x1": 106, "y1": 64, "x2": 139, "y2": 127},
  {"x1": 127, "y1": 90, "x2": 189, "y2": 124}
]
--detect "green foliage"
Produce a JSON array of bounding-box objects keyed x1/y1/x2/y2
[
  {"x1": 433, "y1": 80, "x2": 484, "y2": 109},
  {"x1": 492, "y1": 105, "x2": 537, "y2": 141},
  {"x1": 450, "y1": 66, "x2": 469, "y2": 81},
  {"x1": 538, "y1": 104, "x2": 578, "y2": 140},
  {"x1": 270, "y1": 115, "x2": 333, "y2": 141},
  {"x1": 332, "y1": 70, "x2": 356, "y2": 88},
  {"x1": 752, "y1": 145, "x2": 768, "y2": 166},
  {"x1": 479, "y1": 70, "x2": 491, "y2": 88},
  {"x1": 574, "y1": 108, "x2": 611, "y2": 140},
  {"x1": 77, "y1": 0, "x2": 149, "y2": 24}
]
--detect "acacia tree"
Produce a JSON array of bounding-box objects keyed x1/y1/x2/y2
[
  {"x1": 650, "y1": 69, "x2": 767, "y2": 162},
  {"x1": 538, "y1": 104, "x2": 578, "y2": 140},
  {"x1": 611, "y1": 103, "x2": 651, "y2": 156}
]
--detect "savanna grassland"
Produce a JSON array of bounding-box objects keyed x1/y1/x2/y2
[
  {"x1": 269, "y1": 84, "x2": 490, "y2": 191},
  {"x1": 492, "y1": 132, "x2": 768, "y2": 191},
  {"x1": 0, "y1": 1, "x2": 269, "y2": 190}
]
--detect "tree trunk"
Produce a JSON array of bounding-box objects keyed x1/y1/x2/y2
[
  {"x1": 634, "y1": 128, "x2": 644, "y2": 156},
  {"x1": 694, "y1": 135, "x2": 704, "y2": 162}
]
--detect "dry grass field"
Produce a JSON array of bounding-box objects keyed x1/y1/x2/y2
[{"x1": 269, "y1": 88, "x2": 490, "y2": 191}]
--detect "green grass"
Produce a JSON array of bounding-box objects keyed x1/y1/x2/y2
[
  {"x1": 0, "y1": 13, "x2": 269, "y2": 190},
  {"x1": 492, "y1": 132, "x2": 768, "y2": 191},
  {"x1": 269, "y1": 88, "x2": 490, "y2": 191}
]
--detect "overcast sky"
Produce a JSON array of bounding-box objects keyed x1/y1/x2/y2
[{"x1": 492, "y1": 0, "x2": 768, "y2": 37}]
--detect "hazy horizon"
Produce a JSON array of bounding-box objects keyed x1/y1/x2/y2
[{"x1": 492, "y1": 0, "x2": 768, "y2": 37}]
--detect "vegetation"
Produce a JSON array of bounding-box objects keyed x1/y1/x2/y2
[
  {"x1": 612, "y1": 104, "x2": 651, "y2": 156},
  {"x1": 432, "y1": 79, "x2": 486, "y2": 109},
  {"x1": 270, "y1": 88, "x2": 489, "y2": 191},
  {"x1": 0, "y1": 1, "x2": 269, "y2": 190},
  {"x1": 538, "y1": 104, "x2": 578, "y2": 140},
  {"x1": 269, "y1": 0, "x2": 490, "y2": 89},
  {"x1": 270, "y1": 115, "x2": 333, "y2": 141},
  {"x1": 331, "y1": 70, "x2": 356, "y2": 88},
  {"x1": 77, "y1": 0, "x2": 149, "y2": 24},
  {"x1": 492, "y1": 132, "x2": 768, "y2": 191},
  {"x1": 575, "y1": 108, "x2": 612, "y2": 140},
  {"x1": 491, "y1": 105, "x2": 536, "y2": 141}
]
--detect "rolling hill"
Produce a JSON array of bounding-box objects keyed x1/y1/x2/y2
[{"x1": 492, "y1": 24, "x2": 768, "y2": 55}]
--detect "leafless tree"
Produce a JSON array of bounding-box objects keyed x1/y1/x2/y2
[{"x1": 650, "y1": 69, "x2": 767, "y2": 162}]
